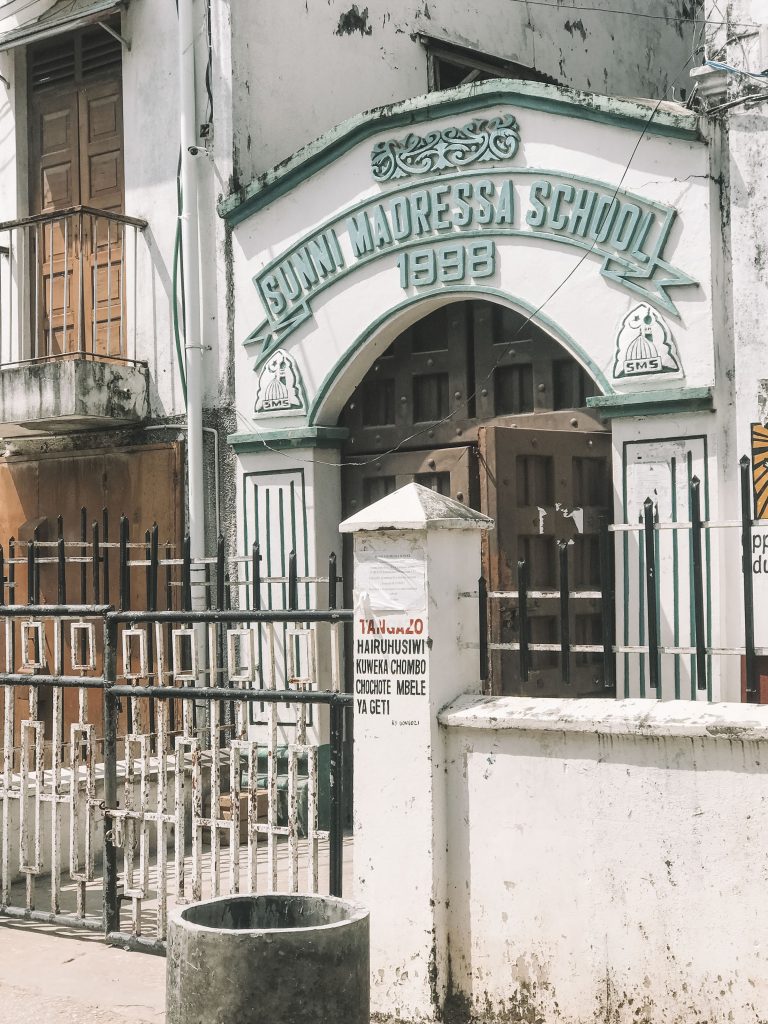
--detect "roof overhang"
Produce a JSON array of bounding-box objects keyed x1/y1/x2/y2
[{"x1": 0, "y1": 0, "x2": 127, "y2": 52}]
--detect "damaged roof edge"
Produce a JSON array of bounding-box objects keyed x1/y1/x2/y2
[
  {"x1": 0, "y1": 0, "x2": 126, "y2": 52},
  {"x1": 219, "y1": 78, "x2": 702, "y2": 227}
]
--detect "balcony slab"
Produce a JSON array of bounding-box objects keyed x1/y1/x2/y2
[{"x1": 0, "y1": 358, "x2": 149, "y2": 436}]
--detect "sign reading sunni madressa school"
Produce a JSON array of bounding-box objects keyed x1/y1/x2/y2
[{"x1": 245, "y1": 117, "x2": 696, "y2": 362}]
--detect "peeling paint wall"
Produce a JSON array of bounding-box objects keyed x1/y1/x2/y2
[
  {"x1": 231, "y1": 0, "x2": 699, "y2": 181},
  {"x1": 702, "y1": 1, "x2": 768, "y2": 666},
  {"x1": 441, "y1": 696, "x2": 768, "y2": 1023}
]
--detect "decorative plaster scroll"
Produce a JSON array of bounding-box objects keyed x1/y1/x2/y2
[{"x1": 371, "y1": 114, "x2": 520, "y2": 181}]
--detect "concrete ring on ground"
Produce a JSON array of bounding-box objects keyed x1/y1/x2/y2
[{"x1": 166, "y1": 892, "x2": 370, "y2": 1024}]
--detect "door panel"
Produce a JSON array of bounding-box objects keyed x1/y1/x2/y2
[
  {"x1": 341, "y1": 445, "x2": 476, "y2": 521},
  {"x1": 29, "y1": 55, "x2": 124, "y2": 358},
  {"x1": 479, "y1": 425, "x2": 612, "y2": 697},
  {"x1": 30, "y1": 88, "x2": 81, "y2": 356},
  {"x1": 80, "y1": 76, "x2": 124, "y2": 356}
]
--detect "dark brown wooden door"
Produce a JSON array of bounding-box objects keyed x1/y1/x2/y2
[
  {"x1": 479, "y1": 425, "x2": 612, "y2": 697},
  {"x1": 79, "y1": 75, "x2": 125, "y2": 356},
  {"x1": 29, "y1": 86, "x2": 82, "y2": 355},
  {"x1": 28, "y1": 25, "x2": 124, "y2": 358},
  {"x1": 340, "y1": 300, "x2": 612, "y2": 697}
]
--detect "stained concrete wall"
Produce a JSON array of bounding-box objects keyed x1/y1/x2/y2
[
  {"x1": 699, "y1": 2, "x2": 768, "y2": 658},
  {"x1": 231, "y1": 0, "x2": 700, "y2": 181},
  {"x1": 440, "y1": 695, "x2": 768, "y2": 1024}
]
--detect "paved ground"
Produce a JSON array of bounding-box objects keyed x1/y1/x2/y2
[
  {"x1": 0, "y1": 920, "x2": 165, "y2": 1024},
  {"x1": 0, "y1": 836, "x2": 356, "y2": 1022}
]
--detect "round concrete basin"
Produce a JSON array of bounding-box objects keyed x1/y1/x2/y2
[{"x1": 166, "y1": 893, "x2": 370, "y2": 1024}]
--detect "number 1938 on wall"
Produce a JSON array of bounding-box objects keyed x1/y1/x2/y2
[{"x1": 396, "y1": 240, "x2": 496, "y2": 288}]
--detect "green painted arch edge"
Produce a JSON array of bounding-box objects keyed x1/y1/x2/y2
[
  {"x1": 221, "y1": 80, "x2": 701, "y2": 226},
  {"x1": 307, "y1": 285, "x2": 614, "y2": 427}
]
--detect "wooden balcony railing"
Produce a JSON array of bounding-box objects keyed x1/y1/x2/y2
[{"x1": 0, "y1": 205, "x2": 147, "y2": 365}]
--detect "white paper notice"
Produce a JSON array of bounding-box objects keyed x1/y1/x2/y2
[
  {"x1": 353, "y1": 541, "x2": 429, "y2": 728},
  {"x1": 354, "y1": 549, "x2": 426, "y2": 615}
]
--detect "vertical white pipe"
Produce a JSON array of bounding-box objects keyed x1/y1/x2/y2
[{"x1": 178, "y1": 0, "x2": 207, "y2": 606}]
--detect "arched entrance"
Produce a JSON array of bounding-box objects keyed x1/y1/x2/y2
[{"x1": 339, "y1": 299, "x2": 613, "y2": 697}]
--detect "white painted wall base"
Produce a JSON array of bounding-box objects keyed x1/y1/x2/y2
[{"x1": 440, "y1": 696, "x2": 768, "y2": 1023}]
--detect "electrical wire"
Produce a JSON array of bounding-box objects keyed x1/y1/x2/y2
[
  {"x1": 705, "y1": 58, "x2": 768, "y2": 82},
  {"x1": 496, "y1": 0, "x2": 755, "y2": 29},
  {"x1": 250, "y1": 50, "x2": 701, "y2": 471}
]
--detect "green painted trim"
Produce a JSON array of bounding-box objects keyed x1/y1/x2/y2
[
  {"x1": 621, "y1": 434, "x2": 710, "y2": 702},
  {"x1": 587, "y1": 386, "x2": 714, "y2": 419},
  {"x1": 221, "y1": 80, "x2": 701, "y2": 225},
  {"x1": 242, "y1": 466, "x2": 310, "y2": 724},
  {"x1": 229, "y1": 426, "x2": 350, "y2": 452},
  {"x1": 308, "y1": 286, "x2": 613, "y2": 425}
]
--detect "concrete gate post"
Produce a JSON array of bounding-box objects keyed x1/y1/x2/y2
[{"x1": 340, "y1": 483, "x2": 492, "y2": 1023}]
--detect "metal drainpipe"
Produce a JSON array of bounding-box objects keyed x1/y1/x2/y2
[{"x1": 178, "y1": 0, "x2": 206, "y2": 610}]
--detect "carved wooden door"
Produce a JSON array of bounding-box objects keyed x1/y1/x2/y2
[
  {"x1": 28, "y1": 24, "x2": 124, "y2": 358},
  {"x1": 479, "y1": 425, "x2": 612, "y2": 697}
]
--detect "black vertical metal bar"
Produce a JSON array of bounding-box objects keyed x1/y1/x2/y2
[
  {"x1": 478, "y1": 574, "x2": 488, "y2": 687},
  {"x1": 328, "y1": 552, "x2": 337, "y2": 611},
  {"x1": 79, "y1": 506, "x2": 87, "y2": 605},
  {"x1": 216, "y1": 535, "x2": 225, "y2": 610},
  {"x1": 7, "y1": 539, "x2": 14, "y2": 667},
  {"x1": 57, "y1": 535, "x2": 66, "y2": 681},
  {"x1": 102, "y1": 508, "x2": 110, "y2": 605},
  {"x1": 558, "y1": 540, "x2": 571, "y2": 687},
  {"x1": 517, "y1": 559, "x2": 529, "y2": 683},
  {"x1": 288, "y1": 550, "x2": 298, "y2": 611},
  {"x1": 103, "y1": 616, "x2": 120, "y2": 936},
  {"x1": 8, "y1": 537, "x2": 15, "y2": 605},
  {"x1": 329, "y1": 700, "x2": 344, "y2": 898},
  {"x1": 740, "y1": 455, "x2": 758, "y2": 700},
  {"x1": 690, "y1": 477, "x2": 707, "y2": 692},
  {"x1": 91, "y1": 522, "x2": 100, "y2": 605},
  {"x1": 252, "y1": 542, "x2": 261, "y2": 609},
  {"x1": 27, "y1": 538, "x2": 35, "y2": 604},
  {"x1": 119, "y1": 515, "x2": 129, "y2": 612},
  {"x1": 643, "y1": 498, "x2": 660, "y2": 694},
  {"x1": 57, "y1": 537, "x2": 67, "y2": 604},
  {"x1": 145, "y1": 529, "x2": 152, "y2": 611},
  {"x1": 145, "y1": 529, "x2": 156, "y2": 736},
  {"x1": 598, "y1": 517, "x2": 616, "y2": 692},
  {"x1": 149, "y1": 525, "x2": 159, "y2": 610},
  {"x1": 0, "y1": 543, "x2": 6, "y2": 606},
  {"x1": 182, "y1": 534, "x2": 192, "y2": 611},
  {"x1": 165, "y1": 542, "x2": 173, "y2": 611},
  {"x1": 165, "y1": 542, "x2": 175, "y2": 733},
  {"x1": 32, "y1": 526, "x2": 40, "y2": 604}
]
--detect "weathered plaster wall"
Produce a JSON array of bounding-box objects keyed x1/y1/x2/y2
[
  {"x1": 231, "y1": 0, "x2": 700, "y2": 181},
  {"x1": 701, "y1": 1, "x2": 768, "y2": 660},
  {"x1": 440, "y1": 695, "x2": 768, "y2": 1023}
]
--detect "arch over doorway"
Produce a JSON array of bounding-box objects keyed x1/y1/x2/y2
[
  {"x1": 338, "y1": 298, "x2": 613, "y2": 699},
  {"x1": 307, "y1": 286, "x2": 612, "y2": 429}
]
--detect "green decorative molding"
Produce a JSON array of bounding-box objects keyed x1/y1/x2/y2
[
  {"x1": 228, "y1": 426, "x2": 349, "y2": 452},
  {"x1": 371, "y1": 113, "x2": 520, "y2": 181},
  {"x1": 220, "y1": 80, "x2": 701, "y2": 226},
  {"x1": 587, "y1": 386, "x2": 714, "y2": 419}
]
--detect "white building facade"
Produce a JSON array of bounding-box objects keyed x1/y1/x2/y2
[{"x1": 0, "y1": 0, "x2": 763, "y2": 703}]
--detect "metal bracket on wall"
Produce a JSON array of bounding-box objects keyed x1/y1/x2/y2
[{"x1": 98, "y1": 20, "x2": 130, "y2": 50}]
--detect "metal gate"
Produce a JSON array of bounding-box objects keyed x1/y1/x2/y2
[{"x1": 0, "y1": 602, "x2": 352, "y2": 953}]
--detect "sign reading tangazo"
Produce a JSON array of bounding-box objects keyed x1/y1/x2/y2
[{"x1": 245, "y1": 115, "x2": 696, "y2": 362}]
